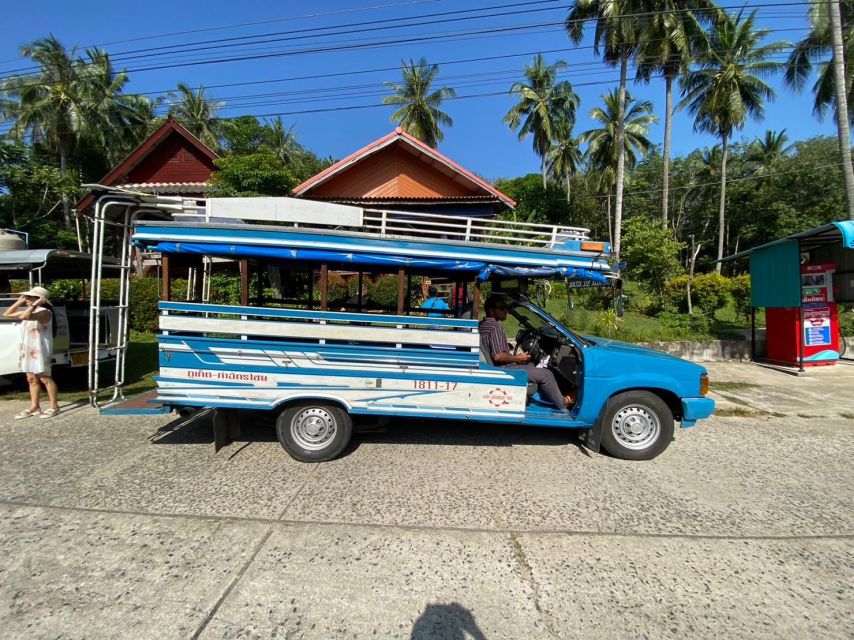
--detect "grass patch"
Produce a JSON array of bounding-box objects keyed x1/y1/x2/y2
[
  {"x1": 840, "y1": 412, "x2": 854, "y2": 420},
  {"x1": 0, "y1": 331, "x2": 158, "y2": 404},
  {"x1": 710, "y1": 381, "x2": 760, "y2": 392}
]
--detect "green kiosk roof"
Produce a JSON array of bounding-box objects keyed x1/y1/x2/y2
[{"x1": 724, "y1": 221, "x2": 854, "y2": 308}]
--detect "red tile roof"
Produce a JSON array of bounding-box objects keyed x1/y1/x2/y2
[{"x1": 77, "y1": 118, "x2": 218, "y2": 212}]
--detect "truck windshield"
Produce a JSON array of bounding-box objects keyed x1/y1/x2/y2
[{"x1": 501, "y1": 294, "x2": 592, "y2": 347}]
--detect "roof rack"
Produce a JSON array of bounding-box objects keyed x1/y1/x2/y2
[{"x1": 164, "y1": 196, "x2": 592, "y2": 250}]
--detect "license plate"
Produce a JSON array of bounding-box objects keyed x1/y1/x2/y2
[{"x1": 70, "y1": 351, "x2": 89, "y2": 366}]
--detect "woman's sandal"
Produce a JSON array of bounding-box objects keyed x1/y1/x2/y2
[
  {"x1": 14, "y1": 408, "x2": 40, "y2": 419},
  {"x1": 39, "y1": 408, "x2": 60, "y2": 419}
]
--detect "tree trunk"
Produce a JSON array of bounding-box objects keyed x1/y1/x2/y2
[
  {"x1": 829, "y1": 0, "x2": 854, "y2": 220},
  {"x1": 715, "y1": 134, "x2": 729, "y2": 274},
  {"x1": 688, "y1": 235, "x2": 702, "y2": 315},
  {"x1": 58, "y1": 141, "x2": 72, "y2": 228},
  {"x1": 613, "y1": 55, "x2": 629, "y2": 269},
  {"x1": 565, "y1": 169, "x2": 571, "y2": 203},
  {"x1": 606, "y1": 191, "x2": 613, "y2": 247},
  {"x1": 542, "y1": 154, "x2": 547, "y2": 189},
  {"x1": 662, "y1": 73, "x2": 673, "y2": 225}
]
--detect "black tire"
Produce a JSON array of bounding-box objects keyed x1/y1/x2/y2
[
  {"x1": 276, "y1": 401, "x2": 353, "y2": 463},
  {"x1": 599, "y1": 391, "x2": 674, "y2": 461}
]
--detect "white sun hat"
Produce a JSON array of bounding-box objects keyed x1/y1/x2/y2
[{"x1": 20, "y1": 286, "x2": 51, "y2": 300}]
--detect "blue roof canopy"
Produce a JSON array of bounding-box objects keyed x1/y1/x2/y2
[{"x1": 134, "y1": 221, "x2": 613, "y2": 284}]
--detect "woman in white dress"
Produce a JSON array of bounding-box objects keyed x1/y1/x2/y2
[{"x1": 3, "y1": 286, "x2": 60, "y2": 418}]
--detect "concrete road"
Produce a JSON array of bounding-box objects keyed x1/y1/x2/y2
[{"x1": 0, "y1": 362, "x2": 851, "y2": 639}]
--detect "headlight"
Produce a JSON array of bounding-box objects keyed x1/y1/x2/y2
[{"x1": 700, "y1": 374, "x2": 709, "y2": 396}]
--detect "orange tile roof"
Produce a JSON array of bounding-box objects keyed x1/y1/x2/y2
[{"x1": 293, "y1": 127, "x2": 515, "y2": 208}]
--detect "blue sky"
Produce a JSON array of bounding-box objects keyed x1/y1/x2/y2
[{"x1": 0, "y1": 0, "x2": 836, "y2": 181}]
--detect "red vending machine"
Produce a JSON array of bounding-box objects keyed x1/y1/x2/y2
[{"x1": 766, "y1": 263, "x2": 840, "y2": 366}]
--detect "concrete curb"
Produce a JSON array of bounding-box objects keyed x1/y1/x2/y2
[{"x1": 639, "y1": 335, "x2": 852, "y2": 363}]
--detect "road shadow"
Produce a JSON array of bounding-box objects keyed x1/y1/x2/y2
[
  {"x1": 354, "y1": 418, "x2": 587, "y2": 455},
  {"x1": 149, "y1": 410, "x2": 276, "y2": 446},
  {"x1": 411, "y1": 602, "x2": 487, "y2": 640},
  {"x1": 147, "y1": 409, "x2": 589, "y2": 459}
]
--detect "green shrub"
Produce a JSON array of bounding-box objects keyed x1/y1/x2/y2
[
  {"x1": 730, "y1": 274, "x2": 752, "y2": 320},
  {"x1": 657, "y1": 311, "x2": 712, "y2": 336},
  {"x1": 368, "y1": 275, "x2": 400, "y2": 308},
  {"x1": 692, "y1": 273, "x2": 731, "y2": 317},
  {"x1": 208, "y1": 273, "x2": 242, "y2": 306},
  {"x1": 129, "y1": 277, "x2": 161, "y2": 333},
  {"x1": 663, "y1": 275, "x2": 691, "y2": 313},
  {"x1": 48, "y1": 279, "x2": 84, "y2": 303},
  {"x1": 663, "y1": 273, "x2": 731, "y2": 316},
  {"x1": 327, "y1": 273, "x2": 349, "y2": 306},
  {"x1": 840, "y1": 304, "x2": 854, "y2": 336},
  {"x1": 594, "y1": 309, "x2": 623, "y2": 339}
]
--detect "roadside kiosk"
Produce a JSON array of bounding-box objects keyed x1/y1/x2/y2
[{"x1": 726, "y1": 221, "x2": 854, "y2": 371}]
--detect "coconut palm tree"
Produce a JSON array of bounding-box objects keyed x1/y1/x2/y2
[
  {"x1": 382, "y1": 58, "x2": 456, "y2": 148},
  {"x1": 747, "y1": 129, "x2": 792, "y2": 172},
  {"x1": 636, "y1": 0, "x2": 715, "y2": 224},
  {"x1": 266, "y1": 116, "x2": 298, "y2": 164},
  {"x1": 581, "y1": 90, "x2": 656, "y2": 247},
  {"x1": 547, "y1": 119, "x2": 583, "y2": 202},
  {"x1": 567, "y1": 0, "x2": 644, "y2": 265},
  {"x1": 77, "y1": 48, "x2": 160, "y2": 164},
  {"x1": 167, "y1": 83, "x2": 224, "y2": 151},
  {"x1": 784, "y1": 1, "x2": 854, "y2": 219},
  {"x1": 785, "y1": 1, "x2": 854, "y2": 122},
  {"x1": 1, "y1": 36, "x2": 89, "y2": 226},
  {"x1": 679, "y1": 9, "x2": 786, "y2": 272},
  {"x1": 580, "y1": 90, "x2": 657, "y2": 177},
  {"x1": 505, "y1": 53, "x2": 580, "y2": 188}
]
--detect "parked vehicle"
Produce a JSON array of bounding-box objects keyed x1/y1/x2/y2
[
  {"x1": 0, "y1": 249, "x2": 121, "y2": 377},
  {"x1": 92, "y1": 194, "x2": 714, "y2": 461}
]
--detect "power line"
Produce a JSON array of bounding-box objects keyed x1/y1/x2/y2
[
  {"x1": 0, "y1": 0, "x2": 563, "y2": 77},
  {"x1": 0, "y1": 40, "x2": 819, "y2": 139},
  {"x1": 0, "y1": 0, "x2": 812, "y2": 86},
  {"x1": 0, "y1": 0, "x2": 443, "y2": 65},
  {"x1": 0, "y1": 22, "x2": 811, "y2": 98}
]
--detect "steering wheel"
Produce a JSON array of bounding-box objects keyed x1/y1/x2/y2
[{"x1": 514, "y1": 330, "x2": 543, "y2": 364}]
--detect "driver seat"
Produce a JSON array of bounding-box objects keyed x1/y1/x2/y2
[{"x1": 479, "y1": 334, "x2": 538, "y2": 399}]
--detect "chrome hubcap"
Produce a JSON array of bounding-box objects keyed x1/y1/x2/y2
[
  {"x1": 611, "y1": 405, "x2": 660, "y2": 451},
  {"x1": 291, "y1": 407, "x2": 337, "y2": 451}
]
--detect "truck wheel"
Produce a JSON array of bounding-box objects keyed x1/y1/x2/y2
[
  {"x1": 276, "y1": 402, "x2": 352, "y2": 463},
  {"x1": 599, "y1": 391, "x2": 674, "y2": 461}
]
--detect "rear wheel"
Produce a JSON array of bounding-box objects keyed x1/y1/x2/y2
[
  {"x1": 599, "y1": 391, "x2": 674, "y2": 461},
  {"x1": 276, "y1": 401, "x2": 352, "y2": 462}
]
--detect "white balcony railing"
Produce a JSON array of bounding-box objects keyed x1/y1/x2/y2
[{"x1": 361, "y1": 208, "x2": 589, "y2": 248}]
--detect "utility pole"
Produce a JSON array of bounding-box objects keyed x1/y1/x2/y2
[{"x1": 828, "y1": 0, "x2": 854, "y2": 220}]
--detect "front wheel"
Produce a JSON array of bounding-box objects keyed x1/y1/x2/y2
[
  {"x1": 599, "y1": 391, "x2": 674, "y2": 461},
  {"x1": 276, "y1": 402, "x2": 353, "y2": 462}
]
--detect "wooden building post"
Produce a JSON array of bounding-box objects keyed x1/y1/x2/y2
[
  {"x1": 319, "y1": 264, "x2": 329, "y2": 311},
  {"x1": 473, "y1": 280, "x2": 481, "y2": 319},
  {"x1": 239, "y1": 259, "x2": 249, "y2": 306},
  {"x1": 256, "y1": 261, "x2": 264, "y2": 306},
  {"x1": 396, "y1": 268, "x2": 406, "y2": 315},
  {"x1": 307, "y1": 267, "x2": 314, "y2": 310},
  {"x1": 192, "y1": 258, "x2": 204, "y2": 301},
  {"x1": 161, "y1": 254, "x2": 171, "y2": 302}
]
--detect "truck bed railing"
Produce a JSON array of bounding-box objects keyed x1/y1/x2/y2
[{"x1": 361, "y1": 208, "x2": 589, "y2": 248}]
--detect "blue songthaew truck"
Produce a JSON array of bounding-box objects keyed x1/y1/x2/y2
[{"x1": 89, "y1": 192, "x2": 714, "y2": 462}]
